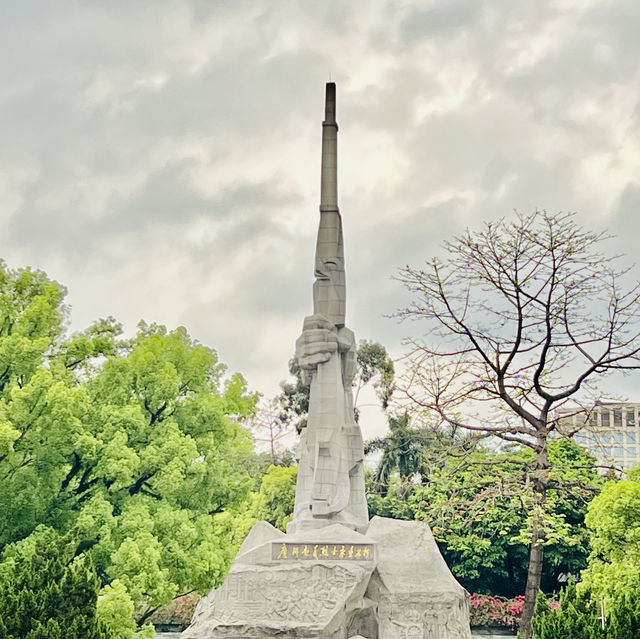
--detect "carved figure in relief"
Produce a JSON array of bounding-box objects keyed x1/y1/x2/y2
[{"x1": 288, "y1": 83, "x2": 368, "y2": 534}]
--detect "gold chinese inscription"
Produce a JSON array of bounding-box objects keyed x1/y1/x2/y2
[{"x1": 272, "y1": 542, "x2": 373, "y2": 561}]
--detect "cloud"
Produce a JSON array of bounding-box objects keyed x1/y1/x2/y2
[{"x1": 0, "y1": 0, "x2": 639, "y2": 426}]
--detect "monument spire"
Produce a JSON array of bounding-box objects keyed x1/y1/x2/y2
[
  {"x1": 288, "y1": 82, "x2": 368, "y2": 534},
  {"x1": 313, "y1": 82, "x2": 346, "y2": 327},
  {"x1": 181, "y1": 81, "x2": 472, "y2": 639},
  {"x1": 320, "y1": 82, "x2": 338, "y2": 211}
]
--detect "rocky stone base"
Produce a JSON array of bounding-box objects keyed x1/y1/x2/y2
[{"x1": 182, "y1": 517, "x2": 471, "y2": 639}]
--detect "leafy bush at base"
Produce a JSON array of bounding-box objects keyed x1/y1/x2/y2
[
  {"x1": 0, "y1": 527, "x2": 108, "y2": 639},
  {"x1": 0, "y1": 527, "x2": 154, "y2": 639},
  {"x1": 532, "y1": 584, "x2": 640, "y2": 639}
]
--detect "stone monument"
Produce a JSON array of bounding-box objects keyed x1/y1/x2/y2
[{"x1": 182, "y1": 83, "x2": 471, "y2": 639}]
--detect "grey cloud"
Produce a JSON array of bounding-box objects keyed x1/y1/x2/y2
[
  {"x1": 8, "y1": 159, "x2": 301, "y2": 263},
  {"x1": 401, "y1": 0, "x2": 486, "y2": 40},
  {"x1": 1, "y1": 0, "x2": 640, "y2": 398},
  {"x1": 609, "y1": 183, "x2": 640, "y2": 261}
]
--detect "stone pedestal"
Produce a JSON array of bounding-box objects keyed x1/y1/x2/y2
[
  {"x1": 182, "y1": 517, "x2": 471, "y2": 639},
  {"x1": 183, "y1": 82, "x2": 471, "y2": 639}
]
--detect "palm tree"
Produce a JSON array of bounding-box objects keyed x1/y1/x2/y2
[{"x1": 365, "y1": 413, "x2": 437, "y2": 496}]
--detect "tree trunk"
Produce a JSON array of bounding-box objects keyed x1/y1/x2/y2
[
  {"x1": 520, "y1": 442, "x2": 548, "y2": 639},
  {"x1": 520, "y1": 513, "x2": 545, "y2": 639}
]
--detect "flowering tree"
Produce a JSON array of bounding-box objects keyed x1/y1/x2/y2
[{"x1": 397, "y1": 211, "x2": 640, "y2": 638}]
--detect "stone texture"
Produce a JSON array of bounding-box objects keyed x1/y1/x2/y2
[
  {"x1": 236, "y1": 521, "x2": 284, "y2": 558},
  {"x1": 364, "y1": 517, "x2": 472, "y2": 639},
  {"x1": 182, "y1": 518, "x2": 470, "y2": 639},
  {"x1": 182, "y1": 83, "x2": 472, "y2": 639},
  {"x1": 182, "y1": 523, "x2": 376, "y2": 639},
  {"x1": 287, "y1": 82, "x2": 368, "y2": 535}
]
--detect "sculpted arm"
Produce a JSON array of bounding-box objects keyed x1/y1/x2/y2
[{"x1": 296, "y1": 315, "x2": 356, "y2": 384}]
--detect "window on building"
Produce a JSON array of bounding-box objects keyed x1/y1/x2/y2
[
  {"x1": 626, "y1": 433, "x2": 636, "y2": 444},
  {"x1": 602, "y1": 433, "x2": 611, "y2": 443},
  {"x1": 603, "y1": 447, "x2": 612, "y2": 456},
  {"x1": 627, "y1": 447, "x2": 636, "y2": 457},
  {"x1": 614, "y1": 447, "x2": 624, "y2": 457},
  {"x1": 626, "y1": 411, "x2": 636, "y2": 427},
  {"x1": 614, "y1": 432, "x2": 623, "y2": 444},
  {"x1": 614, "y1": 410, "x2": 622, "y2": 427}
]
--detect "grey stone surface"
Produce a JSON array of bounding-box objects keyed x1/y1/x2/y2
[
  {"x1": 364, "y1": 517, "x2": 471, "y2": 639},
  {"x1": 182, "y1": 83, "x2": 472, "y2": 638},
  {"x1": 182, "y1": 522, "x2": 376, "y2": 639},
  {"x1": 182, "y1": 517, "x2": 470, "y2": 639},
  {"x1": 288, "y1": 82, "x2": 368, "y2": 535},
  {"x1": 236, "y1": 520, "x2": 284, "y2": 558}
]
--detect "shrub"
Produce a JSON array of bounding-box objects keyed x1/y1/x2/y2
[
  {"x1": 532, "y1": 583, "x2": 640, "y2": 639},
  {"x1": 469, "y1": 592, "x2": 525, "y2": 630},
  {"x1": 0, "y1": 527, "x2": 109, "y2": 639}
]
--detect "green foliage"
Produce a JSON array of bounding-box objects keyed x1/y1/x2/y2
[
  {"x1": 97, "y1": 579, "x2": 154, "y2": 639},
  {"x1": 365, "y1": 413, "x2": 442, "y2": 495},
  {"x1": 532, "y1": 583, "x2": 604, "y2": 639},
  {"x1": 278, "y1": 358, "x2": 310, "y2": 434},
  {"x1": 0, "y1": 527, "x2": 108, "y2": 639},
  {"x1": 0, "y1": 262, "x2": 67, "y2": 396},
  {"x1": 253, "y1": 464, "x2": 298, "y2": 531},
  {"x1": 278, "y1": 339, "x2": 394, "y2": 432},
  {"x1": 578, "y1": 477, "x2": 640, "y2": 633},
  {"x1": 0, "y1": 261, "x2": 260, "y2": 621},
  {"x1": 533, "y1": 581, "x2": 640, "y2": 639},
  {"x1": 367, "y1": 436, "x2": 601, "y2": 597},
  {"x1": 354, "y1": 340, "x2": 395, "y2": 411},
  {"x1": 534, "y1": 475, "x2": 640, "y2": 638}
]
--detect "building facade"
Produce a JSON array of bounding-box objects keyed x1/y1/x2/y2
[{"x1": 557, "y1": 402, "x2": 640, "y2": 473}]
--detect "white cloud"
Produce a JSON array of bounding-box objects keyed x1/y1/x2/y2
[{"x1": 1, "y1": 0, "x2": 639, "y2": 438}]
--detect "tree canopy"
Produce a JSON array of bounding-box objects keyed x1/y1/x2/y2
[
  {"x1": 0, "y1": 260, "x2": 259, "y2": 629},
  {"x1": 579, "y1": 472, "x2": 640, "y2": 621},
  {"x1": 367, "y1": 429, "x2": 602, "y2": 598},
  {"x1": 0, "y1": 527, "x2": 111, "y2": 639},
  {"x1": 278, "y1": 338, "x2": 394, "y2": 432},
  {"x1": 397, "y1": 211, "x2": 640, "y2": 637}
]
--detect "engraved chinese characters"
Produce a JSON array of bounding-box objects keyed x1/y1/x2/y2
[
  {"x1": 272, "y1": 542, "x2": 374, "y2": 561},
  {"x1": 181, "y1": 83, "x2": 472, "y2": 639},
  {"x1": 210, "y1": 565, "x2": 356, "y2": 625}
]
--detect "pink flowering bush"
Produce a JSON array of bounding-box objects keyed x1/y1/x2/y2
[
  {"x1": 469, "y1": 593, "x2": 525, "y2": 630},
  {"x1": 470, "y1": 592, "x2": 561, "y2": 629}
]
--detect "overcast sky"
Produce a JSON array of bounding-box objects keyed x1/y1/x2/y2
[{"x1": 1, "y1": 0, "x2": 639, "y2": 437}]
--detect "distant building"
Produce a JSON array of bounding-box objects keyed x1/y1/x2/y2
[{"x1": 556, "y1": 402, "x2": 640, "y2": 473}]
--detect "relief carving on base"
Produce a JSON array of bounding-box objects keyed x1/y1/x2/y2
[
  {"x1": 378, "y1": 593, "x2": 471, "y2": 639},
  {"x1": 211, "y1": 564, "x2": 358, "y2": 626}
]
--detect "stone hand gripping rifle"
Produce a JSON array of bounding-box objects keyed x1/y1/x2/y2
[{"x1": 287, "y1": 83, "x2": 369, "y2": 534}]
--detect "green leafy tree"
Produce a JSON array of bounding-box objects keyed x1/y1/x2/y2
[
  {"x1": 576, "y1": 476, "x2": 640, "y2": 635},
  {"x1": 0, "y1": 261, "x2": 259, "y2": 625},
  {"x1": 365, "y1": 413, "x2": 442, "y2": 496},
  {"x1": 353, "y1": 340, "x2": 395, "y2": 413},
  {"x1": 368, "y1": 438, "x2": 601, "y2": 598},
  {"x1": 397, "y1": 212, "x2": 640, "y2": 638},
  {"x1": 278, "y1": 339, "x2": 394, "y2": 432},
  {"x1": 0, "y1": 527, "x2": 109, "y2": 639},
  {"x1": 252, "y1": 464, "x2": 298, "y2": 531},
  {"x1": 533, "y1": 581, "x2": 640, "y2": 638},
  {"x1": 533, "y1": 584, "x2": 604, "y2": 639},
  {"x1": 97, "y1": 579, "x2": 154, "y2": 639}
]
